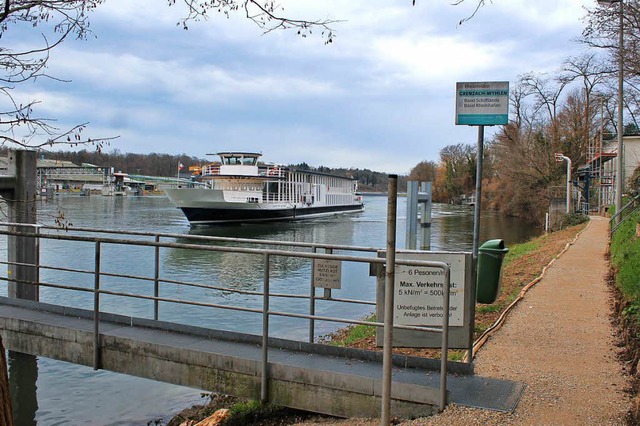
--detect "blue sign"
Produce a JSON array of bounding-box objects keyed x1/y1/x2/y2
[{"x1": 455, "y1": 81, "x2": 509, "y2": 126}]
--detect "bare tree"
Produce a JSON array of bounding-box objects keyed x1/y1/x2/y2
[
  {"x1": 0, "y1": 1, "x2": 121, "y2": 150},
  {"x1": 0, "y1": 1, "x2": 341, "y2": 153},
  {"x1": 169, "y1": 0, "x2": 339, "y2": 42},
  {"x1": 559, "y1": 54, "x2": 609, "y2": 149}
]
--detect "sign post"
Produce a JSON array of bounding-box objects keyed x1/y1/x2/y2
[{"x1": 455, "y1": 81, "x2": 509, "y2": 359}]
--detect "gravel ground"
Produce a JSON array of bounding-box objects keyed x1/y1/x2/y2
[{"x1": 296, "y1": 216, "x2": 630, "y2": 425}]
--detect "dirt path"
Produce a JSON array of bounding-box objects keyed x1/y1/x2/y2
[{"x1": 409, "y1": 215, "x2": 629, "y2": 425}]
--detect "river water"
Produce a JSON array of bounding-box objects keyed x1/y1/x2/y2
[{"x1": 3, "y1": 194, "x2": 539, "y2": 425}]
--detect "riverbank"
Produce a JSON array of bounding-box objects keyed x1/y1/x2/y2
[{"x1": 169, "y1": 217, "x2": 631, "y2": 425}]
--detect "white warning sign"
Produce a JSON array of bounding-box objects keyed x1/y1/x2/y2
[{"x1": 394, "y1": 253, "x2": 466, "y2": 327}]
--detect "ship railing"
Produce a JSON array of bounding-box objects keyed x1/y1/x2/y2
[
  {"x1": 0, "y1": 222, "x2": 452, "y2": 413},
  {"x1": 201, "y1": 164, "x2": 221, "y2": 176},
  {"x1": 263, "y1": 166, "x2": 284, "y2": 178}
]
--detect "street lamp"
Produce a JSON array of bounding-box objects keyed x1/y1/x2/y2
[
  {"x1": 555, "y1": 153, "x2": 572, "y2": 214},
  {"x1": 597, "y1": 0, "x2": 624, "y2": 221}
]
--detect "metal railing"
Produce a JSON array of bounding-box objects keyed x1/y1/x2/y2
[
  {"x1": 0, "y1": 222, "x2": 452, "y2": 413},
  {"x1": 610, "y1": 194, "x2": 640, "y2": 235}
]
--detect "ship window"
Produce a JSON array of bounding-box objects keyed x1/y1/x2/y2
[
  {"x1": 223, "y1": 156, "x2": 241, "y2": 165},
  {"x1": 242, "y1": 157, "x2": 256, "y2": 166}
]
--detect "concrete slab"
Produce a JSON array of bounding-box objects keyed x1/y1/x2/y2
[{"x1": 0, "y1": 297, "x2": 525, "y2": 416}]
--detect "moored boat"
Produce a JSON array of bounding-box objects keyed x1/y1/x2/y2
[{"x1": 164, "y1": 152, "x2": 365, "y2": 225}]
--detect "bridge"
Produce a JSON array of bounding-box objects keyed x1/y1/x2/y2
[{"x1": 0, "y1": 220, "x2": 524, "y2": 420}]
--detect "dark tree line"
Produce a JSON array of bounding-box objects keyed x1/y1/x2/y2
[
  {"x1": 36, "y1": 151, "x2": 396, "y2": 192},
  {"x1": 42, "y1": 149, "x2": 203, "y2": 177}
]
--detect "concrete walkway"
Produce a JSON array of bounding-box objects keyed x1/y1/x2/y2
[{"x1": 422, "y1": 216, "x2": 629, "y2": 424}]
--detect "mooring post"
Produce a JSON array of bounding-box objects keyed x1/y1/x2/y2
[
  {"x1": 381, "y1": 175, "x2": 398, "y2": 425},
  {"x1": 419, "y1": 182, "x2": 432, "y2": 251},
  {"x1": 6, "y1": 150, "x2": 39, "y2": 301},
  {"x1": 405, "y1": 181, "x2": 418, "y2": 250}
]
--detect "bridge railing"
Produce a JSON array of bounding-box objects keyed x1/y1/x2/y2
[{"x1": 0, "y1": 222, "x2": 452, "y2": 412}]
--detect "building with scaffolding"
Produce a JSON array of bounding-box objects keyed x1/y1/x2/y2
[{"x1": 577, "y1": 133, "x2": 640, "y2": 214}]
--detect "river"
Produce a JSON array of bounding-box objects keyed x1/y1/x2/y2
[{"x1": 3, "y1": 194, "x2": 539, "y2": 425}]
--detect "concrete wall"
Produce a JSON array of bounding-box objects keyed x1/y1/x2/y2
[{"x1": 0, "y1": 299, "x2": 448, "y2": 419}]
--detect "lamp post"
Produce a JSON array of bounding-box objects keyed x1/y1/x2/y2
[
  {"x1": 597, "y1": 0, "x2": 624, "y2": 220},
  {"x1": 555, "y1": 153, "x2": 572, "y2": 214}
]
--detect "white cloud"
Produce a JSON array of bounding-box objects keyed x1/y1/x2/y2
[{"x1": 4, "y1": 0, "x2": 598, "y2": 174}]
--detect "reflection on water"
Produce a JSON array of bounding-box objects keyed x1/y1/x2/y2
[
  {"x1": 3, "y1": 194, "x2": 540, "y2": 425},
  {"x1": 9, "y1": 352, "x2": 38, "y2": 426}
]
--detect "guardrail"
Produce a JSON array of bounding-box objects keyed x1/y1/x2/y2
[
  {"x1": 0, "y1": 222, "x2": 452, "y2": 413},
  {"x1": 610, "y1": 194, "x2": 640, "y2": 235}
]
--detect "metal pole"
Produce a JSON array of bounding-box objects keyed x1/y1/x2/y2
[
  {"x1": 467, "y1": 126, "x2": 484, "y2": 361},
  {"x1": 94, "y1": 241, "x2": 101, "y2": 370},
  {"x1": 566, "y1": 157, "x2": 572, "y2": 213},
  {"x1": 406, "y1": 181, "x2": 418, "y2": 250},
  {"x1": 419, "y1": 182, "x2": 432, "y2": 251},
  {"x1": 154, "y1": 235, "x2": 160, "y2": 321},
  {"x1": 472, "y1": 126, "x2": 484, "y2": 259},
  {"x1": 439, "y1": 264, "x2": 451, "y2": 412},
  {"x1": 324, "y1": 248, "x2": 333, "y2": 300},
  {"x1": 261, "y1": 253, "x2": 270, "y2": 403},
  {"x1": 309, "y1": 247, "x2": 317, "y2": 344},
  {"x1": 381, "y1": 175, "x2": 398, "y2": 426},
  {"x1": 615, "y1": 0, "x2": 624, "y2": 223},
  {"x1": 599, "y1": 96, "x2": 604, "y2": 213}
]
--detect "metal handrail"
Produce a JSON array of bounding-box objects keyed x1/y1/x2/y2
[
  {"x1": 0, "y1": 222, "x2": 454, "y2": 414},
  {"x1": 610, "y1": 194, "x2": 640, "y2": 235}
]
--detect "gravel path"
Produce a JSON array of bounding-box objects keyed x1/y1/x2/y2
[
  {"x1": 407, "y1": 216, "x2": 629, "y2": 425},
  {"x1": 296, "y1": 216, "x2": 630, "y2": 425}
]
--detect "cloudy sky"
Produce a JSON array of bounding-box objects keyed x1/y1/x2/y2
[{"x1": 11, "y1": 0, "x2": 597, "y2": 174}]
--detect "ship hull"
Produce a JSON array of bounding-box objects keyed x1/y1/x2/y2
[
  {"x1": 180, "y1": 203, "x2": 364, "y2": 225},
  {"x1": 165, "y1": 188, "x2": 364, "y2": 225}
]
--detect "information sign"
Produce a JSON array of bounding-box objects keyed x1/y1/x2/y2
[
  {"x1": 455, "y1": 81, "x2": 509, "y2": 126},
  {"x1": 312, "y1": 258, "x2": 342, "y2": 289},
  {"x1": 394, "y1": 253, "x2": 466, "y2": 326}
]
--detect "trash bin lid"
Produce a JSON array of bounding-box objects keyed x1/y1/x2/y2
[{"x1": 478, "y1": 239, "x2": 508, "y2": 253}]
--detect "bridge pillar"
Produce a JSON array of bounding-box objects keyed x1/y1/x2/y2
[{"x1": 0, "y1": 150, "x2": 39, "y2": 301}]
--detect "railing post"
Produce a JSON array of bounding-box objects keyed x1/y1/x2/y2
[
  {"x1": 309, "y1": 247, "x2": 317, "y2": 344},
  {"x1": 154, "y1": 235, "x2": 160, "y2": 321},
  {"x1": 440, "y1": 264, "x2": 451, "y2": 412},
  {"x1": 323, "y1": 248, "x2": 333, "y2": 300},
  {"x1": 94, "y1": 241, "x2": 101, "y2": 370},
  {"x1": 381, "y1": 175, "x2": 398, "y2": 426},
  {"x1": 261, "y1": 253, "x2": 270, "y2": 403},
  {"x1": 35, "y1": 226, "x2": 40, "y2": 287}
]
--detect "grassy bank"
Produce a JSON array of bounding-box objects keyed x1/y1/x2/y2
[
  {"x1": 610, "y1": 209, "x2": 640, "y2": 313},
  {"x1": 609, "y1": 207, "x2": 640, "y2": 421}
]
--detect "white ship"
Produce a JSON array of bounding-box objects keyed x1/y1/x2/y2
[{"x1": 164, "y1": 152, "x2": 365, "y2": 225}]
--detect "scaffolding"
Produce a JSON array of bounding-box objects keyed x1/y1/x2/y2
[{"x1": 578, "y1": 128, "x2": 617, "y2": 214}]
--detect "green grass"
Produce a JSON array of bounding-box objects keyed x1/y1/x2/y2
[
  {"x1": 476, "y1": 304, "x2": 501, "y2": 314},
  {"x1": 325, "y1": 314, "x2": 376, "y2": 347},
  {"x1": 610, "y1": 209, "x2": 640, "y2": 322},
  {"x1": 501, "y1": 237, "x2": 541, "y2": 268}
]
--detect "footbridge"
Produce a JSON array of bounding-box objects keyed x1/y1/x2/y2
[{"x1": 0, "y1": 223, "x2": 524, "y2": 419}]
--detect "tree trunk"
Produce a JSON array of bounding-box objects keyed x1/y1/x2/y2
[{"x1": 0, "y1": 335, "x2": 13, "y2": 426}]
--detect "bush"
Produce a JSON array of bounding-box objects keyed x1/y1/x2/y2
[{"x1": 560, "y1": 213, "x2": 589, "y2": 229}]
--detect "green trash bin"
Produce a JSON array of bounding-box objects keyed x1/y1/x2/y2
[{"x1": 476, "y1": 239, "x2": 509, "y2": 304}]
